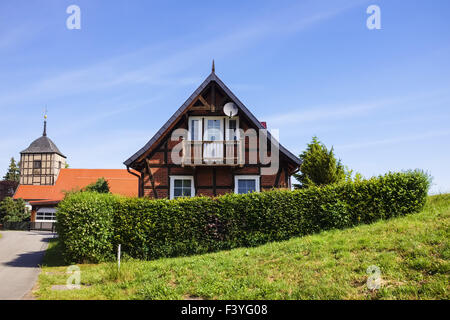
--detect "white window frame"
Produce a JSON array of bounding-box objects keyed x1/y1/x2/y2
[
  {"x1": 188, "y1": 117, "x2": 203, "y2": 141},
  {"x1": 203, "y1": 116, "x2": 224, "y2": 141},
  {"x1": 225, "y1": 117, "x2": 240, "y2": 141},
  {"x1": 234, "y1": 175, "x2": 260, "y2": 194},
  {"x1": 170, "y1": 175, "x2": 195, "y2": 199},
  {"x1": 36, "y1": 207, "x2": 57, "y2": 222},
  {"x1": 188, "y1": 116, "x2": 239, "y2": 141}
]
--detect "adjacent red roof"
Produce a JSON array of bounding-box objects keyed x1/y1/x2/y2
[{"x1": 14, "y1": 169, "x2": 138, "y2": 203}]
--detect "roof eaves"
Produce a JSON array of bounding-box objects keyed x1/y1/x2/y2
[
  {"x1": 124, "y1": 73, "x2": 216, "y2": 167},
  {"x1": 213, "y1": 76, "x2": 302, "y2": 166}
]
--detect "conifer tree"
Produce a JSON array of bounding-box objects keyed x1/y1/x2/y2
[
  {"x1": 293, "y1": 136, "x2": 346, "y2": 189},
  {"x1": 3, "y1": 157, "x2": 20, "y2": 182}
]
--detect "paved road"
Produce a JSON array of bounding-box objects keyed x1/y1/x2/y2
[{"x1": 0, "y1": 231, "x2": 54, "y2": 300}]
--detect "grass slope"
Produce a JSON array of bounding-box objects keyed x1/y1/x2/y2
[{"x1": 36, "y1": 194, "x2": 450, "y2": 300}]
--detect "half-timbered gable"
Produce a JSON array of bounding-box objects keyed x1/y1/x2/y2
[{"x1": 124, "y1": 66, "x2": 301, "y2": 199}]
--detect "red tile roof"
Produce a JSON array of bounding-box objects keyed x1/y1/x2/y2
[{"x1": 14, "y1": 169, "x2": 138, "y2": 202}]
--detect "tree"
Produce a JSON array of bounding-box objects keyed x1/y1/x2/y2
[
  {"x1": 0, "y1": 197, "x2": 30, "y2": 223},
  {"x1": 3, "y1": 157, "x2": 20, "y2": 182},
  {"x1": 293, "y1": 136, "x2": 346, "y2": 189},
  {"x1": 84, "y1": 178, "x2": 110, "y2": 193}
]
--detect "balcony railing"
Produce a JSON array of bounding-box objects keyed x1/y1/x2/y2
[{"x1": 181, "y1": 140, "x2": 244, "y2": 166}]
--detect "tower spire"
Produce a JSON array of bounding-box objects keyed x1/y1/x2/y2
[
  {"x1": 212, "y1": 59, "x2": 215, "y2": 73},
  {"x1": 43, "y1": 108, "x2": 47, "y2": 136}
]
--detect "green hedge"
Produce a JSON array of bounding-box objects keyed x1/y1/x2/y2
[
  {"x1": 56, "y1": 170, "x2": 430, "y2": 263},
  {"x1": 56, "y1": 192, "x2": 118, "y2": 263}
]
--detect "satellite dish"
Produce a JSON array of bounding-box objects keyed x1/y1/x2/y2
[{"x1": 223, "y1": 102, "x2": 238, "y2": 117}]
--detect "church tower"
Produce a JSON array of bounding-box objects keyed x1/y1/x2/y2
[{"x1": 19, "y1": 115, "x2": 66, "y2": 185}]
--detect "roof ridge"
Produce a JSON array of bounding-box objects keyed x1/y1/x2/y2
[{"x1": 123, "y1": 71, "x2": 301, "y2": 167}]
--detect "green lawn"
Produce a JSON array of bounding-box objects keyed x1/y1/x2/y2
[{"x1": 36, "y1": 194, "x2": 450, "y2": 300}]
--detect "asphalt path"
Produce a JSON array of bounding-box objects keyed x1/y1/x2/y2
[{"x1": 0, "y1": 230, "x2": 54, "y2": 300}]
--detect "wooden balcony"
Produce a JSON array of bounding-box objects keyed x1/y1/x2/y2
[{"x1": 180, "y1": 140, "x2": 244, "y2": 166}]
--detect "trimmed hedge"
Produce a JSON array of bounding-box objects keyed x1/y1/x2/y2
[
  {"x1": 56, "y1": 170, "x2": 430, "y2": 263},
  {"x1": 56, "y1": 192, "x2": 118, "y2": 263}
]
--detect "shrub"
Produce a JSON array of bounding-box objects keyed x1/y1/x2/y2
[
  {"x1": 0, "y1": 197, "x2": 30, "y2": 223},
  {"x1": 84, "y1": 177, "x2": 110, "y2": 193},
  {"x1": 56, "y1": 170, "x2": 430, "y2": 263},
  {"x1": 56, "y1": 192, "x2": 118, "y2": 263}
]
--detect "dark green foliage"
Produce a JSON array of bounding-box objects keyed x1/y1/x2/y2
[
  {"x1": 0, "y1": 197, "x2": 30, "y2": 223},
  {"x1": 84, "y1": 177, "x2": 110, "y2": 193},
  {"x1": 3, "y1": 157, "x2": 20, "y2": 182},
  {"x1": 294, "y1": 136, "x2": 346, "y2": 189},
  {"x1": 56, "y1": 170, "x2": 431, "y2": 263},
  {"x1": 56, "y1": 192, "x2": 117, "y2": 263}
]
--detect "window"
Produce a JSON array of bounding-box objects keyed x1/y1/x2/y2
[
  {"x1": 188, "y1": 116, "x2": 232, "y2": 141},
  {"x1": 226, "y1": 117, "x2": 239, "y2": 141},
  {"x1": 205, "y1": 119, "x2": 223, "y2": 141},
  {"x1": 188, "y1": 117, "x2": 203, "y2": 141},
  {"x1": 36, "y1": 210, "x2": 56, "y2": 222},
  {"x1": 33, "y1": 160, "x2": 42, "y2": 174},
  {"x1": 228, "y1": 120, "x2": 237, "y2": 140},
  {"x1": 170, "y1": 176, "x2": 195, "y2": 199},
  {"x1": 33, "y1": 160, "x2": 41, "y2": 169},
  {"x1": 191, "y1": 119, "x2": 200, "y2": 140},
  {"x1": 234, "y1": 175, "x2": 260, "y2": 194}
]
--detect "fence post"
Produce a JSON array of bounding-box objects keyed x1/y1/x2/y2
[{"x1": 117, "y1": 244, "x2": 121, "y2": 271}]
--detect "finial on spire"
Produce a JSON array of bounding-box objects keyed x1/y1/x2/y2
[
  {"x1": 43, "y1": 107, "x2": 47, "y2": 136},
  {"x1": 212, "y1": 59, "x2": 215, "y2": 73}
]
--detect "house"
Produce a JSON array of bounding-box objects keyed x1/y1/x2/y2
[
  {"x1": 13, "y1": 119, "x2": 138, "y2": 223},
  {"x1": 124, "y1": 64, "x2": 301, "y2": 199}
]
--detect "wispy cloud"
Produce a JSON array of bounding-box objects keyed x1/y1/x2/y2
[
  {"x1": 0, "y1": 0, "x2": 362, "y2": 108},
  {"x1": 0, "y1": 24, "x2": 36, "y2": 50},
  {"x1": 336, "y1": 129, "x2": 450, "y2": 150},
  {"x1": 265, "y1": 89, "x2": 449, "y2": 127}
]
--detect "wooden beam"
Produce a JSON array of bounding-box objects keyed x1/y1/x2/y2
[
  {"x1": 198, "y1": 95, "x2": 210, "y2": 108},
  {"x1": 193, "y1": 166, "x2": 198, "y2": 196},
  {"x1": 164, "y1": 141, "x2": 168, "y2": 164},
  {"x1": 144, "y1": 185, "x2": 169, "y2": 190},
  {"x1": 145, "y1": 159, "x2": 158, "y2": 199},
  {"x1": 274, "y1": 167, "x2": 282, "y2": 187},
  {"x1": 196, "y1": 185, "x2": 232, "y2": 190},
  {"x1": 211, "y1": 83, "x2": 216, "y2": 112},
  {"x1": 213, "y1": 168, "x2": 217, "y2": 196}
]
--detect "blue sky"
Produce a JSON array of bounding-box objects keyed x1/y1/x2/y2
[{"x1": 0, "y1": 0, "x2": 449, "y2": 193}]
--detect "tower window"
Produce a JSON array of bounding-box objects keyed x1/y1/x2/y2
[
  {"x1": 33, "y1": 160, "x2": 42, "y2": 174},
  {"x1": 33, "y1": 160, "x2": 42, "y2": 169}
]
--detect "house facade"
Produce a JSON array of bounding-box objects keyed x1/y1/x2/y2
[{"x1": 124, "y1": 66, "x2": 301, "y2": 199}]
